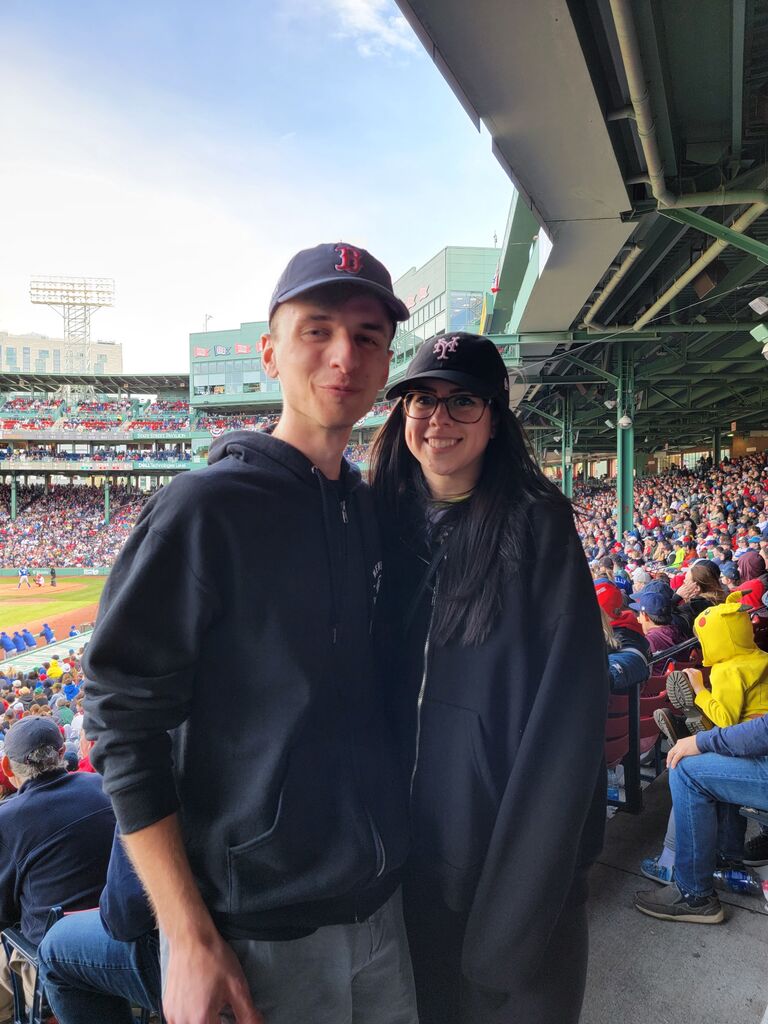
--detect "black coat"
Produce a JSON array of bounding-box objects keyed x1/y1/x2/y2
[{"x1": 383, "y1": 495, "x2": 608, "y2": 994}]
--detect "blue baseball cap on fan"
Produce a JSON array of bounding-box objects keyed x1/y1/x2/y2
[
  {"x1": 269, "y1": 242, "x2": 410, "y2": 323},
  {"x1": 630, "y1": 591, "x2": 671, "y2": 618}
]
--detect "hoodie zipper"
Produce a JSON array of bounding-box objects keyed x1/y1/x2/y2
[{"x1": 410, "y1": 570, "x2": 440, "y2": 797}]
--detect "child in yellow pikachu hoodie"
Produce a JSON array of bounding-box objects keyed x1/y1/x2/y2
[{"x1": 688, "y1": 592, "x2": 768, "y2": 727}]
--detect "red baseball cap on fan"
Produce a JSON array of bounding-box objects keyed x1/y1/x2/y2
[{"x1": 594, "y1": 582, "x2": 623, "y2": 619}]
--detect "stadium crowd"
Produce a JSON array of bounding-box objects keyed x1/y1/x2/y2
[{"x1": 0, "y1": 485, "x2": 150, "y2": 568}]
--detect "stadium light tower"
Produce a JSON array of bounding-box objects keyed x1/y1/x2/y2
[{"x1": 30, "y1": 276, "x2": 115, "y2": 372}]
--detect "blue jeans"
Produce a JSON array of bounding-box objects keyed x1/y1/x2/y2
[
  {"x1": 37, "y1": 910, "x2": 160, "y2": 1024},
  {"x1": 669, "y1": 751, "x2": 768, "y2": 897}
]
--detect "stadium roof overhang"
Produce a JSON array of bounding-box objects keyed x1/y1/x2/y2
[
  {"x1": 0, "y1": 372, "x2": 189, "y2": 393},
  {"x1": 395, "y1": 0, "x2": 768, "y2": 456}
]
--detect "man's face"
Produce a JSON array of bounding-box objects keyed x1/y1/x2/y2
[{"x1": 262, "y1": 292, "x2": 393, "y2": 431}]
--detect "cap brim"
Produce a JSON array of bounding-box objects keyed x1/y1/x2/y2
[
  {"x1": 270, "y1": 277, "x2": 410, "y2": 323},
  {"x1": 386, "y1": 369, "x2": 498, "y2": 400}
]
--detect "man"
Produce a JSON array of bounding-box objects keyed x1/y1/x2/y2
[
  {"x1": 16, "y1": 567, "x2": 30, "y2": 590},
  {"x1": 634, "y1": 713, "x2": 768, "y2": 923},
  {"x1": 84, "y1": 243, "x2": 417, "y2": 1024},
  {"x1": 0, "y1": 717, "x2": 115, "y2": 1020},
  {"x1": 37, "y1": 828, "x2": 161, "y2": 1023}
]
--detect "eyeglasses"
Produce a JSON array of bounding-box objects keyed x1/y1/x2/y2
[{"x1": 402, "y1": 391, "x2": 491, "y2": 424}]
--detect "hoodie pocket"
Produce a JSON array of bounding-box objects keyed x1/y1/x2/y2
[
  {"x1": 226, "y1": 744, "x2": 375, "y2": 915},
  {"x1": 411, "y1": 698, "x2": 499, "y2": 892}
]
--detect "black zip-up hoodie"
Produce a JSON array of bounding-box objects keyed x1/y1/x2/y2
[{"x1": 84, "y1": 431, "x2": 409, "y2": 939}]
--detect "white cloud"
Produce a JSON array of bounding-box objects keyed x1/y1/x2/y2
[
  {"x1": 327, "y1": 0, "x2": 418, "y2": 57},
  {"x1": 279, "y1": 0, "x2": 417, "y2": 58}
]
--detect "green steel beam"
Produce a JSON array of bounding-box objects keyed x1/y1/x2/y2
[
  {"x1": 616, "y1": 347, "x2": 634, "y2": 537},
  {"x1": 561, "y1": 391, "x2": 573, "y2": 500},
  {"x1": 10, "y1": 475, "x2": 16, "y2": 522},
  {"x1": 657, "y1": 208, "x2": 768, "y2": 265},
  {"x1": 104, "y1": 477, "x2": 111, "y2": 526},
  {"x1": 713, "y1": 424, "x2": 722, "y2": 465},
  {"x1": 551, "y1": 352, "x2": 618, "y2": 385}
]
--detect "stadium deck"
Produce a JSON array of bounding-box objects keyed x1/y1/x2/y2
[{"x1": 584, "y1": 777, "x2": 768, "y2": 1024}]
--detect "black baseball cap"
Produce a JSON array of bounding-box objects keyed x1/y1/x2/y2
[
  {"x1": 386, "y1": 332, "x2": 510, "y2": 402},
  {"x1": 269, "y1": 242, "x2": 410, "y2": 323},
  {"x1": 4, "y1": 717, "x2": 63, "y2": 764}
]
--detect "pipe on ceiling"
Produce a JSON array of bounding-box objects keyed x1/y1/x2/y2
[
  {"x1": 608, "y1": 0, "x2": 768, "y2": 210},
  {"x1": 582, "y1": 244, "x2": 643, "y2": 328},
  {"x1": 632, "y1": 201, "x2": 767, "y2": 330}
]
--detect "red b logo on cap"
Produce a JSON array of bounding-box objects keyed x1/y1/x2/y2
[{"x1": 335, "y1": 245, "x2": 362, "y2": 274}]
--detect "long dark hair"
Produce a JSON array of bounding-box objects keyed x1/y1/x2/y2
[{"x1": 369, "y1": 399, "x2": 568, "y2": 646}]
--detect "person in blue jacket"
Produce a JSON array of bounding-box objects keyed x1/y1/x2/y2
[
  {"x1": 68, "y1": 625, "x2": 80, "y2": 638},
  {"x1": 37, "y1": 827, "x2": 161, "y2": 1023},
  {"x1": 39, "y1": 623, "x2": 55, "y2": 644},
  {"x1": 0, "y1": 633, "x2": 14, "y2": 654},
  {"x1": 21, "y1": 628, "x2": 36, "y2": 649},
  {"x1": 634, "y1": 713, "x2": 768, "y2": 923},
  {"x1": 11, "y1": 632, "x2": 26, "y2": 653}
]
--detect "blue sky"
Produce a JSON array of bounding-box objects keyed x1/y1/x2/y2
[{"x1": 0, "y1": 0, "x2": 512, "y2": 370}]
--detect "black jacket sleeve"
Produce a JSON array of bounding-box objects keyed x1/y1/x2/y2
[
  {"x1": 461, "y1": 501, "x2": 608, "y2": 990},
  {"x1": 84, "y1": 480, "x2": 222, "y2": 834}
]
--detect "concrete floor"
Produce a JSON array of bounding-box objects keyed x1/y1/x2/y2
[{"x1": 582, "y1": 774, "x2": 768, "y2": 1024}]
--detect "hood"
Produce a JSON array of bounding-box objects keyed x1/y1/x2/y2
[
  {"x1": 611, "y1": 609, "x2": 644, "y2": 636},
  {"x1": 693, "y1": 593, "x2": 757, "y2": 666},
  {"x1": 207, "y1": 429, "x2": 362, "y2": 492},
  {"x1": 738, "y1": 550, "x2": 765, "y2": 581}
]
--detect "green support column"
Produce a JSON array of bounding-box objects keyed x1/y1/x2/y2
[
  {"x1": 616, "y1": 348, "x2": 635, "y2": 539},
  {"x1": 582, "y1": 460, "x2": 589, "y2": 485},
  {"x1": 713, "y1": 425, "x2": 722, "y2": 466},
  {"x1": 560, "y1": 391, "x2": 574, "y2": 499},
  {"x1": 10, "y1": 475, "x2": 16, "y2": 522},
  {"x1": 104, "y1": 477, "x2": 111, "y2": 525}
]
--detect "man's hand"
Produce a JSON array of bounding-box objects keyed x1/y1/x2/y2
[
  {"x1": 683, "y1": 667, "x2": 705, "y2": 694},
  {"x1": 667, "y1": 734, "x2": 700, "y2": 769},
  {"x1": 163, "y1": 930, "x2": 264, "y2": 1024}
]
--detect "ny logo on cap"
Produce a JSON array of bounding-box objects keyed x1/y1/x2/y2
[
  {"x1": 335, "y1": 245, "x2": 363, "y2": 275},
  {"x1": 433, "y1": 336, "x2": 459, "y2": 360}
]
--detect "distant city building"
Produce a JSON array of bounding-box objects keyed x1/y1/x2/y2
[{"x1": 0, "y1": 332, "x2": 123, "y2": 374}]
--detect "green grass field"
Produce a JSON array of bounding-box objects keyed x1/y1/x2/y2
[{"x1": 0, "y1": 576, "x2": 107, "y2": 635}]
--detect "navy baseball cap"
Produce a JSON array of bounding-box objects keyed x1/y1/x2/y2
[
  {"x1": 386, "y1": 332, "x2": 510, "y2": 402},
  {"x1": 4, "y1": 717, "x2": 63, "y2": 764},
  {"x1": 269, "y1": 242, "x2": 410, "y2": 323},
  {"x1": 630, "y1": 591, "x2": 671, "y2": 618},
  {"x1": 721, "y1": 561, "x2": 739, "y2": 581}
]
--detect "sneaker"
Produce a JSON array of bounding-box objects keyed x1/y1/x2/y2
[
  {"x1": 634, "y1": 884, "x2": 724, "y2": 923},
  {"x1": 744, "y1": 830, "x2": 768, "y2": 866},
  {"x1": 640, "y1": 856, "x2": 675, "y2": 885},
  {"x1": 666, "y1": 670, "x2": 697, "y2": 712},
  {"x1": 654, "y1": 707, "x2": 681, "y2": 745}
]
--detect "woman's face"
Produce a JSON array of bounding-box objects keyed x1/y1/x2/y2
[{"x1": 403, "y1": 379, "x2": 494, "y2": 499}]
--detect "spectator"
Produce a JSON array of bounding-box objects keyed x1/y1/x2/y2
[
  {"x1": 0, "y1": 717, "x2": 114, "y2": 1017},
  {"x1": 634, "y1": 713, "x2": 768, "y2": 923},
  {"x1": 630, "y1": 589, "x2": 687, "y2": 654}
]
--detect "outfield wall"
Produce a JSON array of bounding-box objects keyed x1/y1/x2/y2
[{"x1": 0, "y1": 568, "x2": 110, "y2": 577}]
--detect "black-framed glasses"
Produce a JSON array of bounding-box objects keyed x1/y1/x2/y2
[{"x1": 402, "y1": 391, "x2": 491, "y2": 424}]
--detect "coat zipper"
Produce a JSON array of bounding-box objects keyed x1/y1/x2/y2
[{"x1": 410, "y1": 571, "x2": 440, "y2": 797}]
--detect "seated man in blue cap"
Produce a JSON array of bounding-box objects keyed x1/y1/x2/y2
[{"x1": 0, "y1": 717, "x2": 115, "y2": 1021}]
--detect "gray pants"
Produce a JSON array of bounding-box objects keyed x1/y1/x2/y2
[{"x1": 162, "y1": 889, "x2": 418, "y2": 1024}]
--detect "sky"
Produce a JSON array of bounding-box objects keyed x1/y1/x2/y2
[{"x1": 0, "y1": 0, "x2": 512, "y2": 372}]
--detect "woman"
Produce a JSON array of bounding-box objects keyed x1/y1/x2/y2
[{"x1": 370, "y1": 333, "x2": 608, "y2": 1024}]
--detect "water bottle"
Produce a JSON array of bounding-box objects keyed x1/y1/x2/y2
[
  {"x1": 606, "y1": 765, "x2": 624, "y2": 801},
  {"x1": 712, "y1": 869, "x2": 764, "y2": 897}
]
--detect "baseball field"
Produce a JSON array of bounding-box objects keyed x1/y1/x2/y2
[{"x1": 0, "y1": 576, "x2": 107, "y2": 640}]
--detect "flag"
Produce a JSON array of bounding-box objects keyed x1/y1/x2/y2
[
  {"x1": 490, "y1": 263, "x2": 500, "y2": 294},
  {"x1": 194, "y1": 346, "x2": 209, "y2": 357},
  {"x1": 235, "y1": 343, "x2": 251, "y2": 354},
  {"x1": 214, "y1": 345, "x2": 229, "y2": 356}
]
